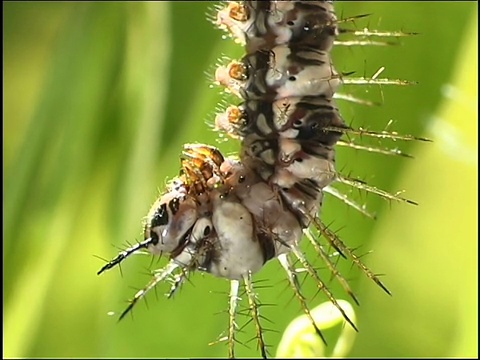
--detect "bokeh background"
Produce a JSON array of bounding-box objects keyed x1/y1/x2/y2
[{"x1": 4, "y1": 2, "x2": 477, "y2": 358}]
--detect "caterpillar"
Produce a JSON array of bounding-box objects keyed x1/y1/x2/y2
[{"x1": 97, "y1": 1, "x2": 428, "y2": 358}]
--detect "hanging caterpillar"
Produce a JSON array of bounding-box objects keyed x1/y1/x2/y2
[{"x1": 97, "y1": 1, "x2": 427, "y2": 358}]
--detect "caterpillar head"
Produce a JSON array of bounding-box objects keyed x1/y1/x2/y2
[{"x1": 143, "y1": 187, "x2": 198, "y2": 256}]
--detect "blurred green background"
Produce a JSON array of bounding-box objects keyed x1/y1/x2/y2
[{"x1": 4, "y1": 1, "x2": 477, "y2": 358}]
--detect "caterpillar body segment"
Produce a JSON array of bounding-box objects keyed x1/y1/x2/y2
[{"x1": 215, "y1": 1, "x2": 338, "y2": 53}]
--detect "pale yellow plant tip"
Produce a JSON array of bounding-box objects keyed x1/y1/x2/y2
[{"x1": 276, "y1": 300, "x2": 356, "y2": 358}]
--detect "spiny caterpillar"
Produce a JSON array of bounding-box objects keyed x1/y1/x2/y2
[{"x1": 98, "y1": 1, "x2": 428, "y2": 358}]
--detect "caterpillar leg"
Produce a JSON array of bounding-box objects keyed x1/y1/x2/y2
[
  {"x1": 165, "y1": 268, "x2": 189, "y2": 299},
  {"x1": 277, "y1": 253, "x2": 327, "y2": 345},
  {"x1": 290, "y1": 244, "x2": 358, "y2": 332},
  {"x1": 118, "y1": 261, "x2": 179, "y2": 320},
  {"x1": 303, "y1": 229, "x2": 360, "y2": 306},
  {"x1": 227, "y1": 279, "x2": 240, "y2": 359},
  {"x1": 336, "y1": 139, "x2": 414, "y2": 159},
  {"x1": 97, "y1": 238, "x2": 155, "y2": 275},
  {"x1": 312, "y1": 218, "x2": 392, "y2": 296},
  {"x1": 243, "y1": 271, "x2": 268, "y2": 359},
  {"x1": 336, "y1": 174, "x2": 418, "y2": 205},
  {"x1": 324, "y1": 185, "x2": 376, "y2": 219}
]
